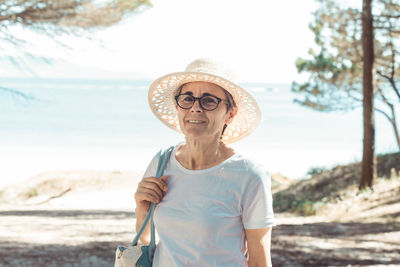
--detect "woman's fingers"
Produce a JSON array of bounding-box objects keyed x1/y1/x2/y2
[
  {"x1": 160, "y1": 176, "x2": 168, "y2": 191},
  {"x1": 141, "y1": 176, "x2": 168, "y2": 191},
  {"x1": 144, "y1": 176, "x2": 167, "y2": 189},
  {"x1": 135, "y1": 188, "x2": 161, "y2": 203},
  {"x1": 139, "y1": 182, "x2": 164, "y2": 199},
  {"x1": 135, "y1": 176, "x2": 169, "y2": 204},
  {"x1": 140, "y1": 183, "x2": 163, "y2": 199}
]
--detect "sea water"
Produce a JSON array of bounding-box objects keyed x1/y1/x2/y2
[{"x1": 0, "y1": 77, "x2": 395, "y2": 188}]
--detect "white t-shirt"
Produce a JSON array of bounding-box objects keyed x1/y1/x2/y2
[{"x1": 142, "y1": 145, "x2": 275, "y2": 267}]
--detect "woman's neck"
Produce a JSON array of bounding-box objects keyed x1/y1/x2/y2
[{"x1": 176, "y1": 138, "x2": 234, "y2": 170}]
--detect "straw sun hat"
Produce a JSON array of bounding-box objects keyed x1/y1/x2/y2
[{"x1": 148, "y1": 58, "x2": 262, "y2": 144}]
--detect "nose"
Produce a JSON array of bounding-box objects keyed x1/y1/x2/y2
[{"x1": 190, "y1": 98, "x2": 202, "y2": 113}]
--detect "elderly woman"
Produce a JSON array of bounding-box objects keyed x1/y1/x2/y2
[{"x1": 134, "y1": 58, "x2": 275, "y2": 266}]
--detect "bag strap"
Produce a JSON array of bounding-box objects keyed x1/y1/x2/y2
[{"x1": 130, "y1": 146, "x2": 174, "y2": 254}]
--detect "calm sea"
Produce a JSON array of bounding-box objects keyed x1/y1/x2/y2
[{"x1": 0, "y1": 77, "x2": 395, "y2": 188}]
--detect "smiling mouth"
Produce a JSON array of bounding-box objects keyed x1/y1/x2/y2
[{"x1": 186, "y1": 120, "x2": 206, "y2": 124}]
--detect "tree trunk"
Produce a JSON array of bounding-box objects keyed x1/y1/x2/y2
[{"x1": 360, "y1": 0, "x2": 376, "y2": 190}]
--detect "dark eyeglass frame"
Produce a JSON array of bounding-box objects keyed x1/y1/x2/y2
[{"x1": 175, "y1": 93, "x2": 228, "y2": 111}]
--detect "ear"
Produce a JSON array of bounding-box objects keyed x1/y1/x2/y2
[{"x1": 225, "y1": 106, "x2": 238, "y2": 124}]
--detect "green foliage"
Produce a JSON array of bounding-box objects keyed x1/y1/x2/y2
[
  {"x1": 295, "y1": 3, "x2": 396, "y2": 100},
  {"x1": 376, "y1": 152, "x2": 400, "y2": 178},
  {"x1": 297, "y1": 200, "x2": 318, "y2": 216},
  {"x1": 0, "y1": 0, "x2": 152, "y2": 52},
  {"x1": 274, "y1": 152, "x2": 400, "y2": 216},
  {"x1": 274, "y1": 192, "x2": 324, "y2": 216},
  {"x1": 295, "y1": 51, "x2": 342, "y2": 76},
  {"x1": 0, "y1": 0, "x2": 152, "y2": 30},
  {"x1": 292, "y1": 0, "x2": 364, "y2": 108},
  {"x1": 293, "y1": 0, "x2": 400, "y2": 151},
  {"x1": 307, "y1": 166, "x2": 328, "y2": 177},
  {"x1": 0, "y1": 0, "x2": 152, "y2": 102},
  {"x1": 27, "y1": 189, "x2": 38, "y2": 198}
]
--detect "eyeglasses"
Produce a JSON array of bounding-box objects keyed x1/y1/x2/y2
[{"x1": 175, "y1": 93, "x2": 227, "y2": 111}]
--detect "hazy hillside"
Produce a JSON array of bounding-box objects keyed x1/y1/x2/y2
[{"x1": 273, "y1": 152, "x2": 400, "y2": 218}]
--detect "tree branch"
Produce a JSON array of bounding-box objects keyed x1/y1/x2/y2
[
  {"x1": 387, "y1": 20, "x2": 397, "y2": 87},
  {"x1": 375, "y1": 85, "x2": 396, "y2": 117},
  {"x1": 375, "y1": 107, "x2": 392, "y2": 122},
  {"x1": 0, "y1": 0, "x2": 152, "y2": 31},
  {"x1": 378, "y1": 14, "x2": 400, "y2": 19},
  {"x1": 0, "y1": 86, "x2": 37, "y2": 102},
  {"x1": 376, "y1": 70, "x2": 400, "y2": 100}
]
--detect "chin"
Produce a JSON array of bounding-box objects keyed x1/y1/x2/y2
[
  {"x1": 183, "y1": 131, "x2": 220, "y2": 142},
  {"x1": 183, "y1": 131, "x2": 205, "y2": 139}
]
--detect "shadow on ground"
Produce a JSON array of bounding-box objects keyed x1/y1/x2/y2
[
  {"x1": 272, "y1": 221, "x2": 400, "y2": 266},
  {"x1": 1, "y1": 209, "x2": 400, "y2": 266},
  {"x1": 0, "y1": 241, "x2": 117, "y2": 267}
]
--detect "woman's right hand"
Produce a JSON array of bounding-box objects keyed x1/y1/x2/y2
[{"x1": 134, "y1": 175, "x2": 168, "y2": 213}]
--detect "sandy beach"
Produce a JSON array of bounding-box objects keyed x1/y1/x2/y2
[
  {"x1": 1, "y1": 170, "x2": 400, "y2": 266},
  {"x1": 0, "y1": 170, "x2": 142, "y2": 267}
]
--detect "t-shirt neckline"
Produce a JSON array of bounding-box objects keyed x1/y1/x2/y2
[{"x1": 171, "y1": 144, "x2": 239, "y2": 174}]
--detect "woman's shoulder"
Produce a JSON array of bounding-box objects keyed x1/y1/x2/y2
[
  {"x1": 151, "y1": 143, "x2": 181, "y2": 160},
  {"x1": 143, "y1": 144, "x2": 177, "y2": 177},
  {"x1": 225, "y1": 153, "x2": 271, "y2": 180}
]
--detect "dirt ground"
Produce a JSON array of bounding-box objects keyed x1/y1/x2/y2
[
  {"x1": 273, "y1": 213, "x2": 400, "y2": 266},
  {"x1": 0, "y1": 206, "x2": 399, "y2": 267},
  {"x1": 1, "y1": 171, "x2": 399, "y2": 266}
]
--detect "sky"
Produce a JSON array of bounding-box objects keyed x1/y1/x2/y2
[{"x1": 2, "y1": 0, "x2": 318, "y2": 83}]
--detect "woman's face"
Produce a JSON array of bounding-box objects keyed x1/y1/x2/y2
[{"x1": 176, "y1": 81, "x2": 237, "y2": 142}]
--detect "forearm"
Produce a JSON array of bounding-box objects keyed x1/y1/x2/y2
[
  {"x1": 247, "y1": 252, "x2": 272, "y2": 267},
  {"x1": 246, "y1": 227, "x2": 273, "y2": 267},
  {"x1": 135, "y1": 207, "x2": 151, "y2": 244}
]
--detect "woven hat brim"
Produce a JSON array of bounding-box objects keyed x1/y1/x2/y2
[{"x1": 148, "y1": 72, "x2": 261, "y2": 144}]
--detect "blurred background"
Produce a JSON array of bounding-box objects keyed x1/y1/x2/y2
[
  {"x1": 0, "y1": 0, "x2": 397, "y2": 189},
  {"x1": 1, "y1": 0, "x2": 400, "y2": 266}
]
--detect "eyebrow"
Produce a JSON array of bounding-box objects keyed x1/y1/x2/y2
[{"x1": 181, "y1": 91, "x2": 216, "y2": 97}]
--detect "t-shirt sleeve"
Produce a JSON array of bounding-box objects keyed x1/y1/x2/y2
[
  {"x1": 142, "y1": 151, "x2": 161, "y2": 178},
  {"x1": 241, "y1": 168, "x2": 275, "y2": 229}
]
